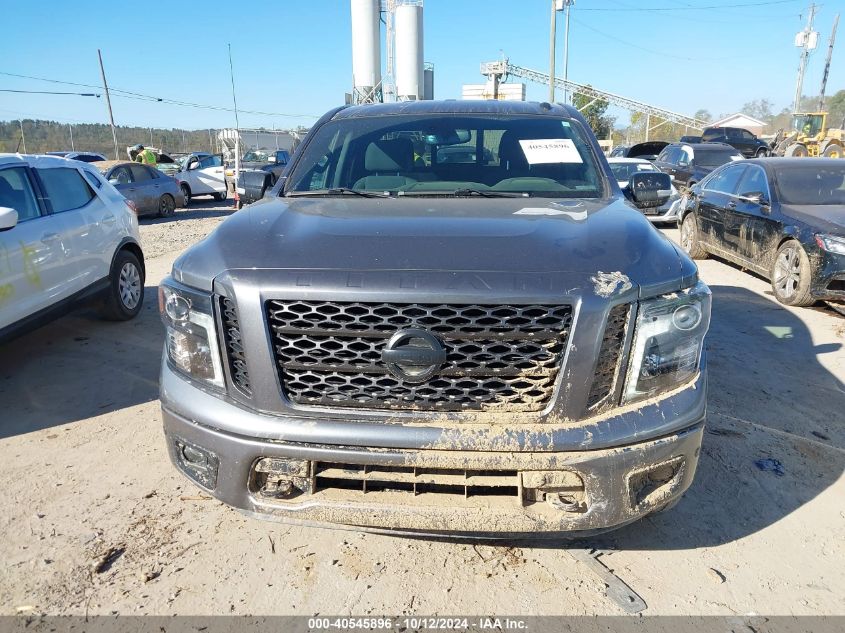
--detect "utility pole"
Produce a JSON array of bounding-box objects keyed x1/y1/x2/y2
[
  {"x1": 68, "y1": 123, "x2": 74, "y2": 151},
  {"x1": 97, "y1": 49, "x2": 120, "y2": 160},
  {"x1": 562, "y1": 0, "x2": 574, "y2": 105},
  {"x1": 793, "y1": 4, "x2": 819, "y2": 113},
  {"x1": 548, "y1": 0, "x2": 557, "y2": 103},
  {"x1": 18, "y1": 120, "x2": 26, "y2": 154},
  {"x1": 149, "y1": 127, "x2": 153, "y2": 146},
  {"x1": 228, "y1": 43, "x2": 241, "y2": 200},
  {"x1": 818, "y1": 13, "x2": 839, "y2": 110}
]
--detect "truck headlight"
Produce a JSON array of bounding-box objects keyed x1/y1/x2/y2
[
  {"x1": 159, "y1": 278, "x2": 224, "y2": 389},
  {"x1": 623, "y1": 281, "x2": 711, "y2": 404}
]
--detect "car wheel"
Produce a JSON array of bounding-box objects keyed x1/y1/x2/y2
[
  {"x1": 755, "y1": 148, "x2": 768, "y2": 158},
  {"x1": 100, "y1": 250, "x2": 145, "y2": 321},
  {"x1": 214, "y1": 190, "x2": 227, "y2": 201},
  {"x1": 680, "y1": 213, "x2": 708, "y2": 259},
  {"x1": 157, "y1": 194, "x2": 176, "y2": 218},
  {"x1": 180, "y1": 184, "x2": 191, "y2": 205},
  {"x1": 771, "y1": 240, "x2": 815, "y2": 307}
]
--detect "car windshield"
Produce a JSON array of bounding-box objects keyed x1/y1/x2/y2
[
  {"x1": 243, "y1": 150, "x2": 274, "y2": 162},
  {"x1": 696, "y1": 149, "x2": 742, "y2": 168},
  {"x1": 774, "y1": 164, "x2": 845, "y2": 205},
  {"x1": 609, "y1": 162, "x2": 656, "y2": 182},
  {"x1": 285, "y1": 113, "x2": 604, "y2": 198}
]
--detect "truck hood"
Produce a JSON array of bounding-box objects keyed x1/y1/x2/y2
[
  {"x1": 172, "y1": 196, "x2": 696, "y2": 297},
  {"x1": 239, "y1": 161, "x2": 274, "y2": 170}
]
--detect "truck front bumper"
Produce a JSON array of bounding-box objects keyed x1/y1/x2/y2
[{"x1": 161, "y1": 363, "x2": 706, "y2": 537}]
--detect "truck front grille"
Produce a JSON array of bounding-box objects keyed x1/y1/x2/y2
[
  {"x1": 314, "y1": 462, "x2": 519, "y2": 499},
  {"x1": 265, "y1": 301, "x2": 573, "y2": 412}
]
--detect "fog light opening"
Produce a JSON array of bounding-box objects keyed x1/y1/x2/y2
[
  {"x1": 173, "y1": 438, "x2": 219, "y2": 491},
  {"x1": 627, "y1": 456, "x2": 685, "y2": 509}
]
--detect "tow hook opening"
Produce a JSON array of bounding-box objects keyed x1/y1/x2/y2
[
  {"x1": 252, "y1": 457, "x2": 312, "y2": 499},
  {"x1": 521, "y1": 471, "x2": 587, "y2": 513},
  {"x1": 626, "y1": 456, "x2": 686, "y2": 509}
]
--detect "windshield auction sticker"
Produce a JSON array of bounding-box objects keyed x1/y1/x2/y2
[{"x1": 519, "y1": 139, "x2": 583, "y2": 164}]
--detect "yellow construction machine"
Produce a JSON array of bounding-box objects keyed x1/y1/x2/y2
[{"x1": 771, "y1": 112, "x2": 845, "y2": 158}]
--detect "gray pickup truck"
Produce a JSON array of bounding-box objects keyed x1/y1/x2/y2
[{"x1": 159, "y1": 101, "x2": 710, "y2": 537}]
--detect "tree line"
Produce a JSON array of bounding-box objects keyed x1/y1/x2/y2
[{"x1": 0, "y1": 120, "x2": 224, "y2": 157}]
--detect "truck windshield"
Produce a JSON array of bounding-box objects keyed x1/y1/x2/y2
[
  {"x1": 243, "y1": 150, "x2": 274, "y2": 162},
  {"x1": 285, "y1": 114, "x2": 604, "y2": 198}
]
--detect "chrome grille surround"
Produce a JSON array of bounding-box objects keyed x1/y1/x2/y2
[{"x1": 220, "y1": 297, "x2": 252, "y2": 396}]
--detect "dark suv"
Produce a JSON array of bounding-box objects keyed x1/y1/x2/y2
[
  {"x1": 654, "y1": 142, "x2": 743, "y2": 191},
  {"x1": 701, "y1": 126, "x2": 770, "y2": 158},
  {"x1": 159, "y1": 100, "x2": 711, "y2": 537}
]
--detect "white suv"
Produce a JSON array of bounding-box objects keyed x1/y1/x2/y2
[{"x1": 0, "y1": 154, "x2": 145, "y2": 342}]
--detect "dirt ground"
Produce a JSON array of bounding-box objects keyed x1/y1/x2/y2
[{"x1": 1, "y1": 200, "x2": 843, "y2": 617}]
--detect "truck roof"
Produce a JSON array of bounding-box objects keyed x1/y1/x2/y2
[{"x1": 332, "y1": 100, "x2": 579, "y2": 120}]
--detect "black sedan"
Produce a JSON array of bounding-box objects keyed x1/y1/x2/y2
[{"x1": 677, "y1": 158, "x2": 845, "y2": 307}]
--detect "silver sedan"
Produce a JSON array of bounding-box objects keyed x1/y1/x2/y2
[{"x1": 92, "y1": 161, "x2": 186, "y2": 218}]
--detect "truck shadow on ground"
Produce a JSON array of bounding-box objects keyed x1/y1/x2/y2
[{"x1": 0, "y1": 285, "x2": 163, "y2": 439}]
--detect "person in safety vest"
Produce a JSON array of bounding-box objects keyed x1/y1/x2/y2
[{"x1": 134, "y1": 144, "x2": 157, "y2": 168}]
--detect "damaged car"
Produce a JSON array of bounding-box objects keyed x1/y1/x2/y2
[
  {"x1": 678, "y1": 158, "x2": 845, "y2": 307},
  {"x1": 159, "y1": 100, "x2": 711, "y2": 537}
]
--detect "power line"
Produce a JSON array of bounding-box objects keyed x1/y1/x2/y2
[
  {"x1": 0, "y1": 70, "x2": 318, "y2": 119},
  {"x1": 570, "y1": 16, "x2": 781, "y2": 62},
  {"x1": 0, "y1": 89, "x2": 100, "y2": 97},
  {"x1": 579, "y1": 0, "x2": 803, "y2": 10}
]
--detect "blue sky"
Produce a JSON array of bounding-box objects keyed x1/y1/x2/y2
[{"x1": 0, "y1": 0, "x2": 841, "y2": 130}]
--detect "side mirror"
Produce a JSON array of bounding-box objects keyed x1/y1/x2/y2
[
  {"x1": 624, "y1": 172, "x2": 672, "y2": 209},
  {"x1": 0, "y1": 206, "x2": 19, "y2": 231},
  {"x1": 188, "y1": 162, "x2": 198, "y2": 171},
  {"x1": 108, "y1": 177, "x2": 121, "y2": 185}
]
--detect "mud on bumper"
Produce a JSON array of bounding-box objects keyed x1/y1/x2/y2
[{"x1": 162, "y1": 407, "x2": 704, "y2": 537}]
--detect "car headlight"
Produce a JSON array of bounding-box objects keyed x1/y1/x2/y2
[
  {"x1": 623, "y1": 281, "x2": 711, "y2": 404},
  {"x1": 815, "y1": 234, "x2": 845, "y2": 255},
  {"x1": 159, "y1": 278, "x2": 224, "y2": 389}
]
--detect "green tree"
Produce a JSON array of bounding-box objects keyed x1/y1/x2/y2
[
  {"x1": 572, "y1": 89, "x2": 614, "y2": 139},
  {"x1": 827, "y1": 89, "x2": 845, "y2": 127},
  {"x1": 694, "y1": 109, "x2": 712, "y2": 123},
  {"x1": 741, "y1": 99, "x2": 774, "y2": 123}
]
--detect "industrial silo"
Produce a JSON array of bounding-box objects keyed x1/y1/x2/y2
[
  {"x1": 350, "y1": 0, "x2": 382, "y2": 103},
  {"x1": 423, "y1": 62, "x2": 434, "y2": 100},
  {"x1": 395, "y1": 1, "x2": 423, "y2": 101}
]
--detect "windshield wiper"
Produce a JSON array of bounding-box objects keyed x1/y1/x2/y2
[
  {"x1": 454, "y1": 188, "x2": 528, "y2": 198},
  {"x1": 286, "y1": 188, "x2": 390, "y2": 198},
  {"x1": 398, "y1": 188, "x2": 528, "y2": 198}
]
